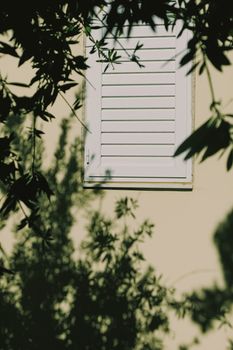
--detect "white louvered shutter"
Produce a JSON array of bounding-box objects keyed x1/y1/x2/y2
[{"x1": 84, "y1": 21, "x2": 192, "y2": 188}]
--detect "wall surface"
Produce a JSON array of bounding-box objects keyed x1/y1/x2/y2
[
  {"x1": 99, "y1": 65, "x2": 233, "y2": 291},
  {"x1": 1, "y1": 39, "x2": 233, "y2": 349},
  {"x1": 90, "y1": 64, "x2": 233, "y2": 349}
]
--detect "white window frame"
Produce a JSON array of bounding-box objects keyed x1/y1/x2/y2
[{"x1": 84, "y1": 21, "x2": 193, "y2": 189}]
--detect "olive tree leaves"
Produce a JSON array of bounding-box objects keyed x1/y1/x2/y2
[
  {"x1": 173, "y1": 1, "x2": 233, "y2": 169},
  {"x1": 0, "y1": 4, "x2": 91, "y2": 237},
  {"x1": 0, "y1": 0, "x2": 233, "y2": 242},
  {"x1": 175, "y1": 41, "x2": 233, "y2": 171},
  {"x1": 0, "y1": 2, "x2": 151, "y2": 236},
  {"x1": 0, "y1": 172, "x2": 53, "y2": 217},
  {"x1": 174, "y1": 0, "x2": 232, "y2": 72},
  {"x1": 175, "y1": 114, "x2": 233, "y2": 170},
  {"x1": 174, "y1": 116, "x2": 233, "y2": 173}
]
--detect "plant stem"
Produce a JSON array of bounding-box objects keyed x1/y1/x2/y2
[
  {"x1": 32, "y1": 114, "x2": 36, "y2": 173},
  {"x1": 204, "y1": 55, "x2": 218, "y2": 113},
  {"x1": 59, "y1": 92, "x2": 90, "y2": 132}
]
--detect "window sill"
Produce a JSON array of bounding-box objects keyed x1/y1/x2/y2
[{"x1": 83, "y1": 181, "x2": 193, "y2": 191}]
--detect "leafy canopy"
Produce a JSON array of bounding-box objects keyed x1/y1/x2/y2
[
  {"x1": 0, "y1": 117, "x2": 175, "y2": 350},
  {"x1": 0, "y1": 0, "x2": 233, "y2": 236}
]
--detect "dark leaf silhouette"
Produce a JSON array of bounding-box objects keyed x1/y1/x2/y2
[
  {"x1": 0, "y1": 118, "x2": 173, "y2": 350},
  {"x1": 174, "y1": 118, "x2": 232, "y2": 161}
]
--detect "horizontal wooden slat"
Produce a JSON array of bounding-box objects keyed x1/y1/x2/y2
[
  {"x1": 101, "y1": 144, "x2": 174, "y2": 156},
  {"x1": 86, "y1": 32, "x2": 175, "y2": 49},
  {"x1": 101, "y1": 156, "x2": 175, "y2": 166},
  {"x1": 103, "y1": 60, "x2": 175, "y2": 74},
  {"x1": 101, "y1": 108, "x2": 175, "y2": 120},
  {"x1": 105, "y1": 37, "x2": 176, "y2": 50},
  {"x1": 118, "y1": 48, "x2": 176, "y2": 62},
  {"x1": 101, "y1": 121, "x2": 175, "y2": 132},
  {"x1": 102, "y1": 96, "x2": 175, "y2": 109},
  {"x1": 101, "y1": 132, "x2": 175, "y2": 144},
  {"x1": 102, "y1": 72, "x2": 175, "y2": 85},
  {"x1": 86, "y1": 19, "x2": 169, "y2": 41},
  {"x1": 105, "y1": 25, "x2": 174, "y2": 38},
  {"x1": 85, "y1": 48, "x2": 176, "y2": 62},
  {"x1": 102, "y1": 84, "x2": 175, "y2": 97}
]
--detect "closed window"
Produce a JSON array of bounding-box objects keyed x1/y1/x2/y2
[{"x1": 84, "y1": 20, "x2": 192, "y2": 189}]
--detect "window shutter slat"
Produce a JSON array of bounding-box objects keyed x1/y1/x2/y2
[
  {"x1": 101, "y1": 109, "x2": 175, "y2": 120},
  {"x1": 102, "y1": 85, "x2": 175, "y2": 97},
  {"x1": 102, "y1": 132, "x2": 175, "y2": 144},
  {"x1": 102, "y1": 72, "x2": 176, "y2": 85},
  {"x1": 102, "y1": 145, "x2": 174, "y2": 157},
  {"x1": 105, "y1": 24, "x2": 174, "y2": 38},
  {"x1": 102, "y1": 61, "x2": 175, "y2": 74},
  {"x1": 102, "y1": 97, "x2": 175, "y2": 109},
  {"x1": 105, "y1": 37, "x2": 176, "y2": 50},
  {"x1": 101, "y1": 121, "x2": 175, "y2": 132}
]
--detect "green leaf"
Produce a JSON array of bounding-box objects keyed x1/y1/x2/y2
[
  {"x1": 59, "y1": 82, "x2": 78, "y2": 92},
  {"x1": 0, "y1": 134, "x2": 14, "y2": 161},
  {"x1": 0, "y1": 265, "x2": 14, "y2": 276},
  {"x1": 174, "y1": 119, "x2": 212, "y2": 159},
  {"x1": 17, "y1": 217, "x2": 28, "y2": 231},
  {"x1": 0, "y1": 41, "x2": 19, "y2": 58},
  {"x1": 186, "y1": 61, "x2": 200, "y2": 75},
  {"x1": 174, "y1": 118, "x2": 231, "y2": 161},
  {"x1": 43, "y1": 111, "x2": 56, "y2": 121},
  {"x1": 74, "y1": 56, "x2": 89, "y2": 70},
  {"x1": 115, "y1": 197, "x2": 138, "y2": 219},
  {"x1": 180, "y1": 51, "x2": 194, "y2": 67},
  {"x1": 201, "y1": 120, "x2": 231, "y2": 161},
  {"x1": 227, "y1": 148, "x2": 233, "y2": 171},
  {"x1": 18, "y1": 50, "x2": 32, "y2": 66},
  {"x1": 7, "y1": 82, "x2": 29, "y2": 88},
  {"x1": 34, "y1": 129, "x2": 45, "y2": 138},
  {"x1": 34, "y1": 171, "x2": 53, "y2": 199},
  {"x1": 73, "y1": 98, "x2": 82, "y2": 110},
  {"x1": 0, "y1": 162, "x2": 16, "y2": 184},
  {"x1": 0, "y1": 171, "x2": 53, "y2": 216},
  {"x1": 199, "y1": 62, "x2": 206, "y2": 75},
  {"x1": 206, "y1": 42, "x2": 231, "y2": 71}
]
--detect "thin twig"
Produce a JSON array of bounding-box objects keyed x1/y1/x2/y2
[
  {"x1": 32, "y1": 114, "x2": 36, "y2": 173},
  {"x1": 204, "y1": 54, "x2": 218, "y2": 112},
  {"x1": 170, "y1": 268, "x2": 216, "y2": 285},
  {"x1": 17, "y1": 200, "x2": 29, "y2": 221},
  {"x1": 59, "y1": 92, "x2": 90, "y2": 133}
]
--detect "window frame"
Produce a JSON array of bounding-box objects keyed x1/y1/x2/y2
[{"x1": 83, "y1": 21, "x2": 193, "y2": 190}]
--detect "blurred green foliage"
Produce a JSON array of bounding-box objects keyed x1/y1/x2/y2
[
  {"x1": 0, "y1": 1, "x2": 233, "y2": 232},
  {"x1": 0, "y1": 117, "x2": 174, "y2": 350},
  {"x1": 181, "y1": 208, "x2": 233, "y2": 343}
]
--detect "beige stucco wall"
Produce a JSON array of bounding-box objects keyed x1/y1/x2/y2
[
  {"x1": 1, "y1": 43, "x2": 233, "y2": 349},
  {"x1": 92, "y1": 62, "x2": 233, "y2": 289},
  {"x1": 96, "y1": 64, "x2": 233, "y2": 348}
]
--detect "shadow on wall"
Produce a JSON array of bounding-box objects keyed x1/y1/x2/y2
[
  {"x1": 0, "y1": 115, "x2": 174, "y2": 350},
  {"x1": 2, "y1": 114, "x2": 233, "y2": 349},
  {"x1": 185, "y1": 208, "x2": 233, "y2": 340}
]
